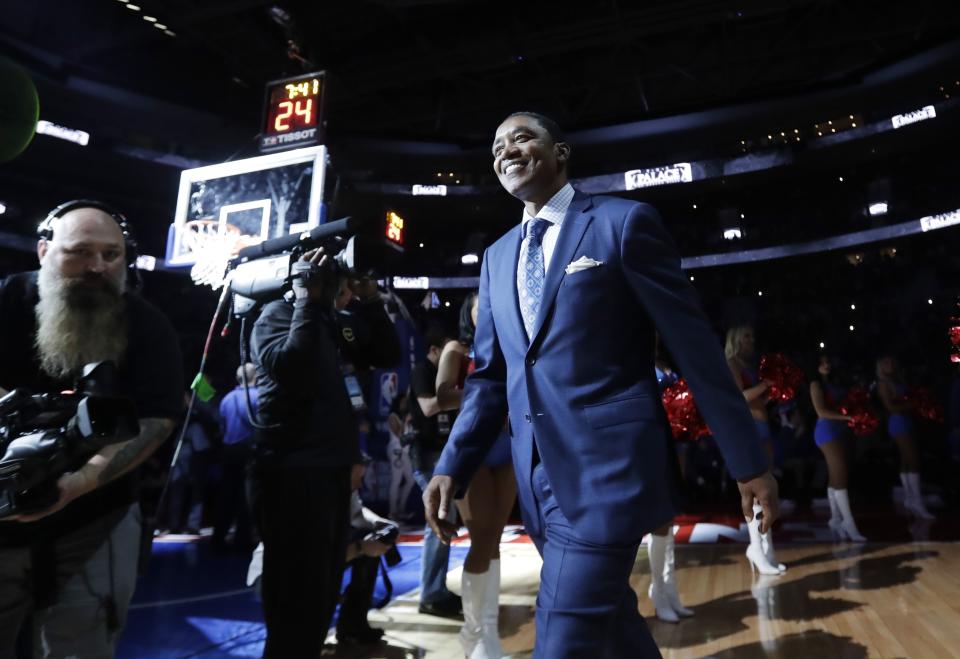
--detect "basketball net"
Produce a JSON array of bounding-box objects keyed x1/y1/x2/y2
[{"x1": 182, "y1": 221, "x2": 252, "y2": 290}]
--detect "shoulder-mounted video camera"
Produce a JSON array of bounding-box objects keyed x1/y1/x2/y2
[
  {"x1": 225, "y1": 215, "x2": 402, "y2": 316},
  {"x1": 0, "y1": 362, "x2": 140, "y2": 519}
]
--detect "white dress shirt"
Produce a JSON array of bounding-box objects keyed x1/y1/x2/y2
[{"x1": 518, "y1": 182, "x2": 575, "y2": 275}]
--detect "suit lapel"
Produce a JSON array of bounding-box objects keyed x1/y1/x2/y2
[
  {"x1": 494, "y1": 224, "x2": 527, "y2": 346},
  {"x1": 528, "y1": 193, "x2": 593, "y2": 349}
]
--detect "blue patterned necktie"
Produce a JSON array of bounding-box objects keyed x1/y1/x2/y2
[{"x1": 517, "y1": 217, "x2": 550, "y2": 339}]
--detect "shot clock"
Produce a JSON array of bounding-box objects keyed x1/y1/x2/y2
[{"x1": 259, "y1": 72, "x2": 326, "y2": 152}]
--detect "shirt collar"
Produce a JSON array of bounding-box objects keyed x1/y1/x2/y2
[{"x1": 521, "y1": 183, "x2": 575, "y2": 232}]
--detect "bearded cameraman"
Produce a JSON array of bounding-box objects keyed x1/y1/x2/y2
[
  {"x1": 0, "y1": 201, "x2": 183, "y2": 659},
  {"x1": 248, "y1": 246, "x2": 366, "y2": 658}
]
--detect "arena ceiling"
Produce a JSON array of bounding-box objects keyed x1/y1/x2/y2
[{"x1": 2, "y1": 0, "x2": 960, "y2": 267}]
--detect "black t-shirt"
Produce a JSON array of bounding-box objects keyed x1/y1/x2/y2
[
  {"x1": 0, "y1": 271, "x2": 184, "y2": 547},
  {"x1": 408, "y1": 360, "x2": 453, "y2": 453}
]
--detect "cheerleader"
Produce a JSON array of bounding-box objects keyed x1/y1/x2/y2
[
  {"x1": 436, "y1": 292, "x2": 517, "y2": 658},
  {"x1": 725, "y1": 325, "x2": 785, "y2": 575},
  {"x1": 875, "y1": 354, "x2": 933, "y2": 519},
  {"x1": 809, "y1": 355, "x2": 864, "y2": 541},
  {"x1": 646, "y1": 357, "x2": 695, "y2": 622}
]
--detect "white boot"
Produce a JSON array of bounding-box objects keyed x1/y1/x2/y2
[
  {"x1": 471, "y1": 559, "x2": 503, "y2": 659},
  {"x1": 901, "y1": 472, "x2": 934, "y2": 520},
  {"x1": 757, "y1": 504, "x2": 786, "y2": 573},
  {"x1": 745, "y1": 504, "x2": 783, "y2": 575},
  {"x1": 459, "y1": 570, "x2": 488, "y2": 656},
  {"x1": 830, "y1": 487, "x2": 866, "y2": 542},
  {"x1": 663, "y1": 533, "x2": 694, "y2": 617},
  {"x1": 826, "y1": 487, "x2": 843, "y2": 537},
  {"x1": 647, "y1": 534, "x2": 678, "y2": 622}
]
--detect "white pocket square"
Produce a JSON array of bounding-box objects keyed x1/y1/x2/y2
[{"x1": 565, "y1": 256, "x2": 604, "y2": 275}]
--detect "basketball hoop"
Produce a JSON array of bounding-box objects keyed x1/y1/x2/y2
[{"x1": 184, "y1": 220, "x2": 255, "y2": 289}]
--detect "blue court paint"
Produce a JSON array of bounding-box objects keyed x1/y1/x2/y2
[{"x1": 118, "y1": 540, "x2": 468, "y2": 658}]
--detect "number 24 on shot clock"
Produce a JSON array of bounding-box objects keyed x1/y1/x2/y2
[{"x1": 259, "y1": 72, "x2": 326, "y2": 152}]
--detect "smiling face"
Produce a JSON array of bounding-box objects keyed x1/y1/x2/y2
[{"x1": 492, "y1": 114, "x2": 570, "y2": 207}]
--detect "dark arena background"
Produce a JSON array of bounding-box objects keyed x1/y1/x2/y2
[{"x1": 2, "y1": 2, "x2": 960, "y2": 657}]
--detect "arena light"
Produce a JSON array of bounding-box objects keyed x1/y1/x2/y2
[
  {"x1": 891, "y1": 105, "x2": 936, "y2": 129},
  {"x1": 868, "y1": 202, "x2": 888, "y2": 216},
  {"x1": 0, "y1": 202, "x2": 6, "y2": 215},
  {"x1": 36, "y1": 120, "x2": 89, "y2": 146},
  {"x1": 135, "y1": 255, "x2": 157, "y2": 271},
  {"x1": 461, "y1": 253, "x2": 479, "y2": 265},
  {"x1": 722, "y1": 228, "x2": 742, "y2": 240}
]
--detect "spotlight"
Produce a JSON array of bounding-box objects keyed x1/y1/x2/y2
[
  {"x1": 722, "y1": 228, "x2": 742, "y2": 240},
  {"x1": 819, "y1": 342, "x2": 825, "y2": 349},
  {"x1": 928, "y1": 299, "x2": 934, "y2": 305},
  {"x1": 868, "y1": 202, "x2": 888, "y2": 216},
  {"x1": 0, "y1": 202, "x2": 6, "y2": 215},
  {"x1": 461, "y1": 253, "x2": 479, "y2": 265},
  {"x1": 689, "y1": 275, "x2": 695, "y2": 281},
  {"x1": 849, "y1": 325, "x2": 855, "y2": 331},
  {"x1": 758, "y1": 290, "x2": 763, "y2": 297},
  {"x1": 143, "y1": 15, "x2": 157, "y2": 22},
  {"x1": 419, "y1": 242, "x2": 424, "y2": 248},
  {"x1": 850, "y1": 304, "x2": 856, "y2": 310},
  {"x1": 126, "y1": 3, "x2": 141, "y2": 10},
  {"x1": 444, "y1": 301, "x2": 451, "y2": 308}
]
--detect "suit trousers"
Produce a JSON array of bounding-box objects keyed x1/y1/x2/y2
[{"x1": 529, "y1": 463, "x2": 662, "y2": 659}]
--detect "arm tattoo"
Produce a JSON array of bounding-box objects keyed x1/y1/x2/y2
[{"x1": 98, "y1": 417, "x2": 175, "y2": 486}]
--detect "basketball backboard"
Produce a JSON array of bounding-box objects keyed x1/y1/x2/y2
[{"x1": 166, "y1": 145, "x2": 328, "y2": 268}]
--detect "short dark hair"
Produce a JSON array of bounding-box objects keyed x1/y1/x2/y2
[{"x1": 504, "y1": 111, "x2": 566, "y2": 144}]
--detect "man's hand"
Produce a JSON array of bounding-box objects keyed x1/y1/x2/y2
[
  {"x1": 291, "y1": 247, "x2": 337, "y2": 305},
  {"x1": 423, "y1": 475, "x2": 459, "y2": 544},
  {"x1": 8, "y1": 470, "x2": 94, "y2": 523},
  {"x1": 737, "y1": 470, "x2": 779, "y2": 534}
]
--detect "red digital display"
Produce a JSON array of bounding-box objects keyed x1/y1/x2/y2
[
  {"x1": 260, "y1": 73, "x2": 324, "y2": 152},
  {"x1": 385, "y1": 211, "x2": 405, "y2": 250}
]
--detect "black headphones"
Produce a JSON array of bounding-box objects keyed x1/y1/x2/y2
[{"x1": 38, "y1": 199, "x2": 141, "y2": 289}]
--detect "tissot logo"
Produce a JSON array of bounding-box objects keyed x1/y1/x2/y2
[{"x1": 624, "y1": 163, "x2": 693, "y2": 190}]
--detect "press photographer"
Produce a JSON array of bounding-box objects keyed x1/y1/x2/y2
[
  {"x1": 337, "y1": 454, "x2": 402, "y2": 646},
  {"x1": 249, "y1": 245, "x2": 381, "y2": 657},
  {"x1": 0, "y1": 201, "x2": 183, "y2": 658}
]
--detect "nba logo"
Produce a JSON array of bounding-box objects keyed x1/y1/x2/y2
[{"x1": 379, "y1": 372, "x2": 398, "y2": 415}]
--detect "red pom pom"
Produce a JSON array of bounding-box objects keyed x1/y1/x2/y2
[
  {"x1": 838, "y1": 386, "x2": 879, "y2": 437},
  {"x1": 758, "y1": 353, "x2": 806, "y2": 402},
  {"x1": 661, "y1": 379, "x2": 709, "y2": 442},
  {"x1": 908, "y1": 386, "x2": 944, "y2": 424}
]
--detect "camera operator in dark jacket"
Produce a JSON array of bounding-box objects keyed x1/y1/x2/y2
[
  {"x1": 0, "y1": 202, "x2": 183, "y2": 658},
  {"x1": 249, "y1": 247, "x2": 398, "y2": 657}
]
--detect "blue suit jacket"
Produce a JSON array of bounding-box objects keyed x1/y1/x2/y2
[{"x1": 434, "y1": 192, "x2": 768, "y2": 545}]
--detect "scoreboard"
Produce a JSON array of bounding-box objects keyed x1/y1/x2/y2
[{"x1": 259, "y1": 72, "x2": 325, "y2": 152}]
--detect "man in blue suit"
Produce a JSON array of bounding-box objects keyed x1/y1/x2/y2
[{"x1": 423, "y1": 112, "x2": 779, "y2": 657}]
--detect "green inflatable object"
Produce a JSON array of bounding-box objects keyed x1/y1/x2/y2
[{"x1": 0, "y1": 55, "x2": 39, "y2": 163}]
